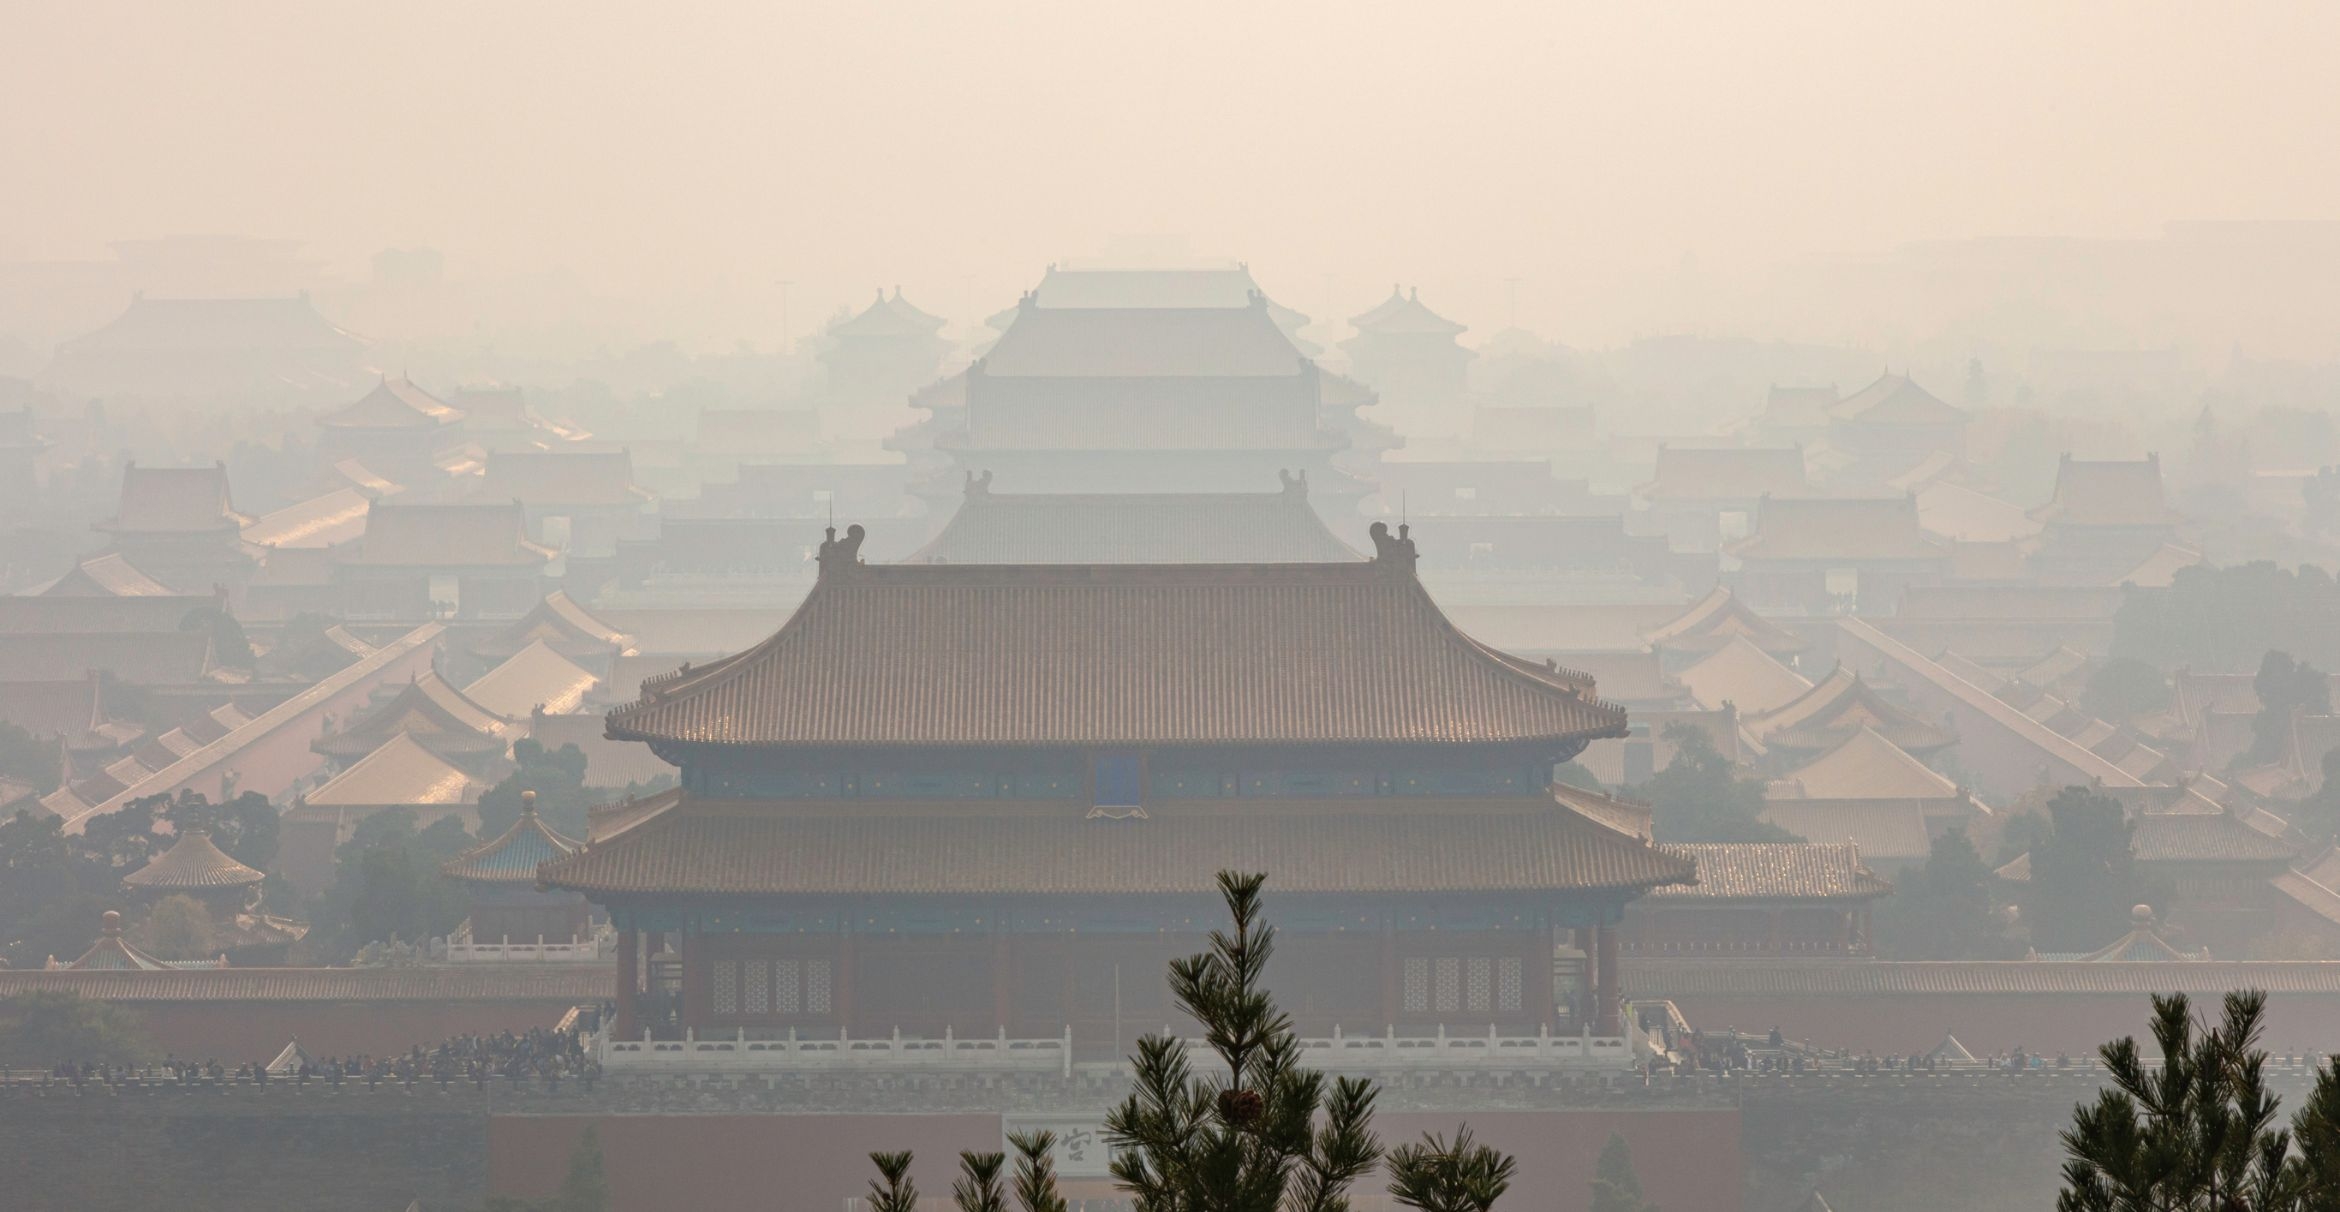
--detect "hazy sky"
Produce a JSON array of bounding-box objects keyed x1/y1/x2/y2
[{"x1": 4, "y1": 1, "x2": 2337, "y2": 344}]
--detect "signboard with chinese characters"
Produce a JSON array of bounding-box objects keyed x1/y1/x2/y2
[{"x1": 1002, "y1": 1117, "x2": 1116, "y2": 1178}]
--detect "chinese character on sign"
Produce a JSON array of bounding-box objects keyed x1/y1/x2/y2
[{"x1": 1003, "y1": 1118, "x2": 1113, "y2": 1177}]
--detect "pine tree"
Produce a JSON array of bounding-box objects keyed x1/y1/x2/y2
[
  {"x1": 2059, "y1": 990, "x2": 2340, "y2": 1211},
  {"x1": 953, "y1": 1151, "x2": 1008, "y2": 1212},
  {"x1": 866, "y1": 1152, "x2": 919, "y2": 1212},
  {"x1": 1587, "y1": 1133, "x2": 1656, "y2": 1212},
  {"x1": 1104, "y1": 872, "x2": 1384, "y2": 1212},
  {"x1": 1386, "y1": 1126, "x2": 1517, "y2": 1212},
  {"x1": 1007, "y1": 1131, "x2": 1070, "y2": 1212}
]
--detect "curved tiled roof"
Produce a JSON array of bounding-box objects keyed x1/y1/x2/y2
[
  {"x1": 441, "y1": 793, "x2": 581, "y2": 884},
  {"x1": 1640, "y1": 586, "x2": 1809, "y2": 657},
  {"x1": 905, "y1": 479, "x2": 1363, "y2": 566},
  {"x1": 1769, "y1": 727, "x2": 1960, "y2": 802},
  {"x1": 1748, "y1": 667, "x2": 1959, "y2": 755},
  {"x1": 312, "y1": 670, "x2": 515, "y2": 761},
  {"x1": 608, "y1": 541, "x2": 1627, "y2": 750},
  {"x1": 539, "y1": 792, "x2": 1695, "y2": 898},
  {"x1": 463, "y1": 640, "x2": 599, "y2": 718},
  {"x1": 304, "y1": 733, "x2": 478, "y2": 808},
  {"x1": 122, "y1": 829, "x2": 263, "y2": 891},
  {"x1": 1677, "y1": 636, "x2": 1812, "y2": 715},
  {"x1": 1648, "y1": 842, "x2": 1892, "y2": 902}
]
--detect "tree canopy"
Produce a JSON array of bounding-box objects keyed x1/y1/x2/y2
[
  {"x1": 2060, "y1": 990, "x2": 2340, "y2": 1211},
  {"x1": 0, "y1": 990, "x2": 154, "y2": 1068},
  {"x1": 2023, "y1": 786, "x2": 2151, "y2": 955},
  {"x1": 1872, "y1": 827, "x2": 2013, "y2": 960},
  {"x1": 2113, "y1": 562, "x2": 2340, "y2": 674},
  {"x1": 1634, "y1": 725, "x2": 1798, "y2": 844}
]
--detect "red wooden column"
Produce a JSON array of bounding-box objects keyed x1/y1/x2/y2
[
  {"x1": 992, "y1": 928, "x2": 1015, "y2": 1032},
  {"x1": 613, "y1": 929, "x2": 639, "y2": 1038},
  {"x1": 1593, "y1": 925, "x2": 1622, "y2": 1036},
  {"x1": 835, "y1": 927, "x2": 857, "y2": 1033},
  {"x1": 680, "y1": 927, "x2": 706, "y2": 1030},
  {"x1": 1378, "y1": 917, "x2": 1399, "y2": 1028}
]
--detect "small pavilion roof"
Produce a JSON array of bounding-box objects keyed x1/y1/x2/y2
[
  {"x1": 1347, "y1": 286, "x2": 1465, "y2": 337},
  {"x1": 1640, "y1": 586, "x2": 1809, "y2": 658},
  {"x1": 311, "y1": 669, "x2": 516, "y2": 761},
  {"x1": 35, "y1": 553, "x2": 175, "y2": 597},
  {"x1": 2037, "y1": 906, "x2": 2210, "y2": 962},
  {"x1": 1676, "y1": 636, "x2": 1813, "y2": 715},
  {"x1": 265, "y1": 1039, "x2": 312, "y2": 1075},
  {"x1": 1767, "y1": 727, "x2": 1960, "y2": 802},
  {"x1": 904, "y1": 474, "x2": 1363, "y2": 565},
  {"x1": 1646, "y1": 842, "x2": 1893, "y2": 902},
  {"x1": 319, "y1": 377, "x2": 462, "y2": 430},
  {"x1": 122, "y1": 828, "x2": 262, "y2": 892},
  {"x1": 608, "y1": 524, "x2": 1626, "y2": 751},
  {"x1": 463, "y1": 641, "x2": 600, "y2": 718},
  {"x1": 1747, "y1": 666, "x2": 1960, "y2": 756},
  {"x1": 540, "y1": 788, "x2": 1693, "y2": 898},
  {"x1": 52, "y1": 910, "x2": 177, "y2": 971},
  {"x1": 472, "y1": 591, "x2": 637, "y2": 662},
  {"x1": 304, "y1": 733, "x2": 479, "y2": 808},
  {"x1": 100, "y1": 463, "x2": 249, "y2": 534},
  {"x1": 440, "y1": 791, "x2": 581, "y2": 884}
]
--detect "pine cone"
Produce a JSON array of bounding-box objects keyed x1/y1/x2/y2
[{"x1": 1217, "y1": 1087, "x2": 1264, "y2": 1126}]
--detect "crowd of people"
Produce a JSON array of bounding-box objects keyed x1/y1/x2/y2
[{"x1": 25, "y1": 1024, "x2": 601, "y2": 1090}]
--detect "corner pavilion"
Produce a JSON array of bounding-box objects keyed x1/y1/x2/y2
[{"x1": 542, "y1": 524, "x2": 1692, "y2": 1055}]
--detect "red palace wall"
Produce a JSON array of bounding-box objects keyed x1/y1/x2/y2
[{"x1": 489, "y1": 1108, "x2": 1742, "y2": 1212}]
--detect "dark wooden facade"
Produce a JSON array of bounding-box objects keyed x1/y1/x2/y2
[{"x1": 548, "y1": 526, "x2": 1688, "y2": 1053}]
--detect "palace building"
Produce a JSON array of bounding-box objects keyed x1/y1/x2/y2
[{"x1": 542, "y1": 523, "x2": 1690, "y2": 1062}]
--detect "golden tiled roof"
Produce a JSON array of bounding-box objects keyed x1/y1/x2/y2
[
  {"x1": 1648, "y1": 842, "x2": 1891, "y2": 902},
  {"x1": 122, "y1": 829, "x2": 263, "y2": 891},
  {"x1": 540, "y1": 792, "x2": 1693, "y2": 898},
  {"x1": 608, "y1": 547, "x2": 1627, "y2": 750}
]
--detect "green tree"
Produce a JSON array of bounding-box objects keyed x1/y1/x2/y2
[
  {"x1": 312, "y1": 809, "x2": 474, "y2": 957},
  {"x1": 179, "y1": 603, "x2": 254, "y2": 669},
  {"x1": 0, "y1": 990, "x2": 154, "y2": 1067},
  {"x1": 477, "y1": 740, "x2": 594, "y2": 839},
  {"x1": 130, "y1": 893, "x2": 217, "y2": 961},
  {"x1": 2079, "y1": 657, "x2": 2170, "y2": 723},
  {"x1": 1873, "y1": 827, "x2": 2011, "y2": 960},
  {"x1": 2112, "y1": 562, "x2": 2340, "y2": 675},
  {"x1": 1387, "y1": 1127, "x2": 1517, "y2": 1212},
  {"x1": 2059, "y1": 990, "x2": 2340, "y2": 1212},
  {"x1": 2024, "y1": 786, "x2": 2147, "y2": 954},
  {"x1": 1635, "y1": 726, "x2": 1797, "y2": 844},
  {"x1": 0, "y1": 720, "x2": 61, "y2": 797},
  {"x1": 485, "y1": 1125, "x2": 611, "y2": 1212},
  {"x1": 1104, "y1": 872, "x2": 1385, "y2": 1212},
  {"x1": 2248, "y1": 650, "x2": 2331, "y2": 765},
  {"x1": 2294, "y1": 750, "x2": 2340, "y2": 844},
  {"x1": 1587, "y1": 1132, "x2": 1656, "y2": 1212}
]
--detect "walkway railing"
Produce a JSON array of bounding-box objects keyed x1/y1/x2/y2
[
  {"x1": 595, "y1": 1023, "x2": 1636, "y2": 1076},
  {"x1": 442, "y1": 937, "x2": 610, "y2": 963}
]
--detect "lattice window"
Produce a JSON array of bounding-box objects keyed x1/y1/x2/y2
[
  {"x1": 1402, "y1": 957, "x2": 1429, "y2": 1014},
  {"x1": 805, "y1": 958, "x2": 832, "y2": 1013},
  {"x1": 775, "y1": 959, "x2": 802, "y2": 1014},
  {"x1": 744, "y1": 958, "x2": 771, "y2": 1014},
  {"x1": 1465, "y1": 956, "x2": 1492, "y2": 1014},
  {"x1": 712, "y1": 960, "x2": 740, "y2": 1015},
  {"x1": 1433, "y1": 957, "x2": 1460, "y2": 1014},
  {"x1": 1496, "y1": 957, "x2": 1523, "y2": 1012}
]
